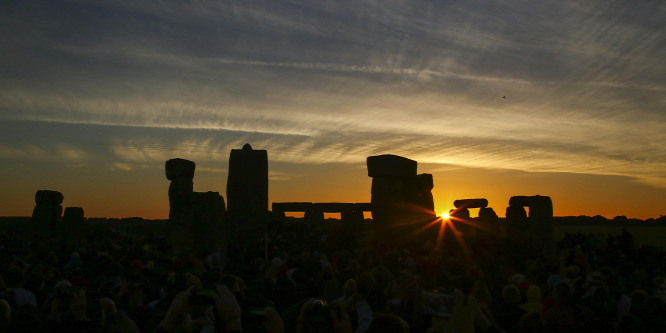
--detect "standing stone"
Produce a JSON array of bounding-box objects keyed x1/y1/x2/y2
[
  {"x1": 165, "y1": 158, "x2": 196, "y2": 222},
  {"x1": 505, "y1": 204, "x2": 529, "y2": 241},
  {"x1": 449, "y1": 207, "x2": 472, "y2": 237},
  {"x1": 367, "y1": 154, "x2": 436, "y2": 248},
  {"x1": 477, "y1": 207, "x2": 500, "y2": 236},
  {"x1": 413, "y1": 174, "x2": 435, "y2": 212},
  {"x1": 31, "y1": 190, "x2": 63, "y2": 235},
  {"x1": 227, "y1": 144, "x2": 268, "y2": 248},
  {"x1": 165, "y1": 158, "x2": 227, "y2": 255},
  {"x1": 191, "y1": 191, "x2": 227, "y2": 255},
  {"x1": 61, "y1": 207, "x2": 85, "y2": 240},
  {"x1": 451, "y1": 198, "x2": 493, "y2": 238}
]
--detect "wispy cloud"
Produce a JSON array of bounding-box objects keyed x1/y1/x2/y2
[
  {"x1": 0, "y1": 0, "x2": 664, "y2": 217},
  {"x1": 0, "y1": 143, "x2": 88, "y2": 162}
]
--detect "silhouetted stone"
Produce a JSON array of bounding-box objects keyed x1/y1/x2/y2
[
  {"x1": 317, "y1": 202, "x2": 356, "y2": 212},
  {"x1": 453, "y1": 198, "x2": 489, "y2": 209},
  {"x1": 189, "y1": 191, "x2": 227, "y2": 254},
  {"x1": 63, "y1": 206, "x2": 84, "y2": 220},
  {"x1": 506, "y1": 205, "x2": 528, "y2": 221},
  {"x1": 477, "y1": 207, "x2": 500, "y2": 235},
  {"x1": 413, "y1": 174, "x2": 435, "y2": 212},
  {"x1": 61, "y1": 207, "x2": 85, "y2": 240},
  {"x1": 478, "y1": 207, "x2": 498, "y2": 219},
  {"x1": 451, "y1": 207, "x2": 471, "y2": 220},
  {"x1": 31, "y1": 190, "x2": 63, "y2": 234},
  {"x1": 367, "y1": 154, "x2": 437, "y2": 248},
  {"x1": 416, "y1": 173, "x2": 434, "y2": 190},
  {"x1": 227, "y1": 144, "x2": 268, "y2": 248},
  {"x1": 272, "y1": 202, "x2": 314, "y2": 213},
  {"x1": 367, "y1": 154, "x2": 417, "y2": 178},
  {"x1": 165, "y1": 158, "x2": 196, "y2": 221},
  {"x1": 168, "y1": 178, "x2": 194, "y2": 197},
  {"x1": 165, "y1": 158, "x2": 227, "y2": 256},
  {"x1": 505, "y1": 204, "x2": 528, "y2": 241},
  {"x1": 272, "y1": 202, "x2": 370, "y2": 225},
  {"x1": 165, "y1": 158, "x2": 196, "y2": 180},
  {"x1": 35, "y1": 190, "x2": 64, "y2": 205},
  {"x1": 353, "y1": 203, "x2": 372, "y2": 212},
  {"x1": 447, "y1": 201, "x2": 499, "y2": 239},
  {"x1": 506, "y1": 195, "x2": 554, "y2": 259}
]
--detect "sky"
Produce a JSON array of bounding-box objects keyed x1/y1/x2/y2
[{"x1": 1, "y1": 0, "x2": 665, "y2": 220}]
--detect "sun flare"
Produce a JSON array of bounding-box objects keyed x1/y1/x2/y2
[{"x1": 440, "y1": 212, "x2": 450, "y2": 219}]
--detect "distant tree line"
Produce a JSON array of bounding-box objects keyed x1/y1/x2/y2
[{"x1": 552, "y1": 215, "x2": 666, "y2": 226}]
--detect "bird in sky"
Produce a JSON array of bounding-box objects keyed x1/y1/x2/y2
[{"x1": 502, "y1": 96, "x2": 507, "y2": 100}]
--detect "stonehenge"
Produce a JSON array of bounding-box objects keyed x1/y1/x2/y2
[{"x1": 24, "y1": 147, "x2": 555, "y2": 259}]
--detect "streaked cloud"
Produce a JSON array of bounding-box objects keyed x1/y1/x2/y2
[{"x1": 0, "y1": 142, "x2": 88, "y2": 162}]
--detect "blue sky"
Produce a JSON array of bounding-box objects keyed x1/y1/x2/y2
[{"x1": 1, "y1": 0, "x2": 665, "y2": 219}]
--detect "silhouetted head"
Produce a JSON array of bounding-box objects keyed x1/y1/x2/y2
[
  {"x1": 502, "y1": 285, "x2": 521, "y2": 305},
  {"x1": 343, "y1": 279, "x2": 357, "y2": 297}
]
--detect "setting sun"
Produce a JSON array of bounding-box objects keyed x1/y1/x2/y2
[{"x1": 440, "y1": 212, "x2": 450, "y2": 219}]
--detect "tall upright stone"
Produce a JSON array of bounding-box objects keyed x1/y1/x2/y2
[
  {"x1": 165, "y1": 158, "x2": 196, "y2": 222},
  {"x1": 227, "y1": 144, "x2": 268, "y2": 248},
  {"x1": 191, "y1": 191, "x2": 227, "y2": 255},
  {"x1": 31, "y1": 190, "x2": 63, "y2": 234},
  {"x1": 367, "y1": 154, "x2": 436, "y2": 247}
]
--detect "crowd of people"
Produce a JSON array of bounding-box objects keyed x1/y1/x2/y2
[{"x1": 1, "y1": 218, "x2": 665, "y2": 332}]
